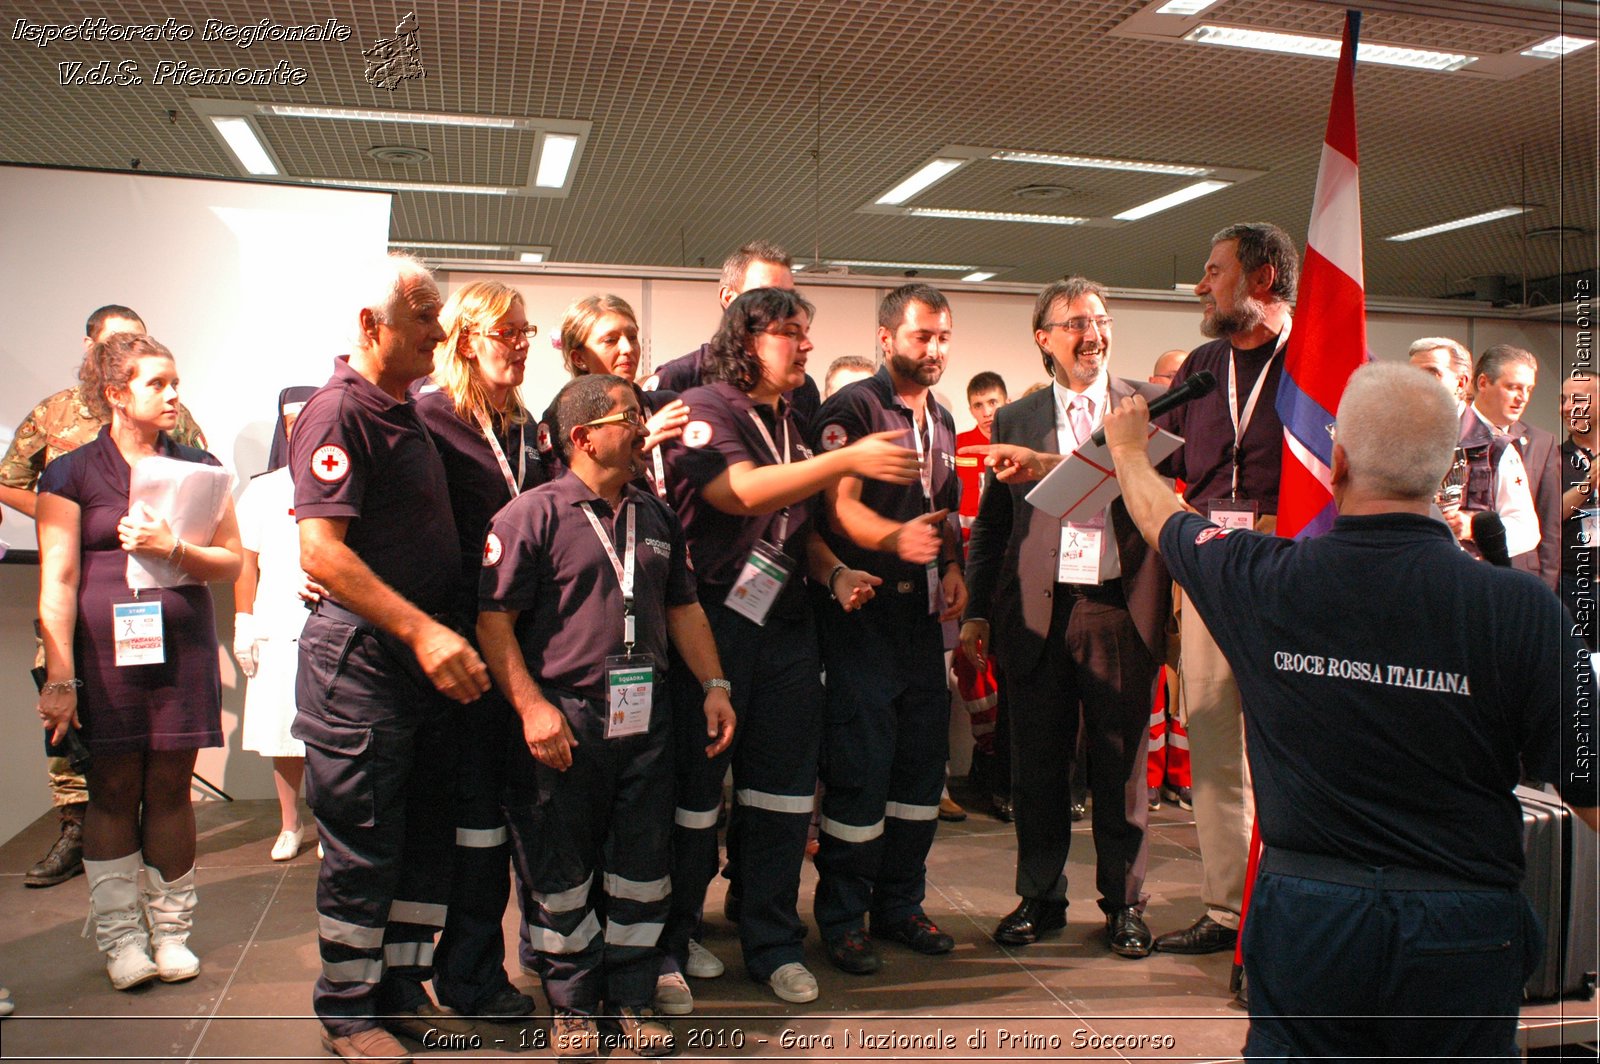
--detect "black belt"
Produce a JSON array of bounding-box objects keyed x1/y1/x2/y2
[{"x1": 1260, "y1": 848, "x2": 1502, "y2": 893}]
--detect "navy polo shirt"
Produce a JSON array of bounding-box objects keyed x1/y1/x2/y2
[
  {"x1": 415, "y1": 389, "x2": 548, "y2": 619},
  {"x1": 663, "y1": 382, "x2": 815, "y2": 600},
  {"x1": 809, "y1": 367, "x2": 960, "y2": 588},
  {"x1": 647, "y1": 342, "x2": 822, "y2": 433},
  {"x1": 1158, "y1": 335, "x2": 1284, "y2": 514},
  {"x1": 479, "y1": 472, "x2": 697, "y2": 703},
  {"x1": 290, "y1": 356, "x2": 458, "y2": 618},
  {"x1": 1160, "y1": 509, "x2": 1597, "y2": 887}
]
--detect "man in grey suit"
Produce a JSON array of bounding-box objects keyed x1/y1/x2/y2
[
  {"x1": 1475, "y1": 345, "x2": 1561, "y2": 590},
  {"x1": 960, "y1": 277, "x2": 1170, "y2": 957}
]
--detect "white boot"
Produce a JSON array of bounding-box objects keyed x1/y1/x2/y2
[
  {"x1": 83, "y1": 853, "x2": 158, "y2": 990},
  {"x1": 143, "y1": 864, "x2": 200, "y2": 982}
]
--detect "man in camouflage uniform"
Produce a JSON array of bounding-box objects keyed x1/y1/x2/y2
[{"x1": 0, "y1": 305, "x2": 206, "y2": 888}]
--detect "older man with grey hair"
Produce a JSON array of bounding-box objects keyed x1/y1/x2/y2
[
  {"x1": 1408, "y1": 337, "x2": 1539, "y2": 562},
  {"x1": 291, "y1": 253, "x2": 491, "y2": 1063},
  {"x1": 1099, "y1": 361, "x2": 1598, "y2": 1061}
]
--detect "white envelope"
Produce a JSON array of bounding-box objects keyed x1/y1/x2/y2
[{"x1": 1024, "y1": 427, "x2": 1184, "y2": 520}]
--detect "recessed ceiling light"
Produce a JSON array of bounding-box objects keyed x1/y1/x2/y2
[
  {"x1": 1385, "y1": 207, "x2": 1530, "y2": 242},
  {"x1": 1156, "y1": 0, "x2": 1221, "y2": 13},
  {"x1": 1521, "y1": 35, "x2": 1596, "y2": 59},
  {"x1": 536, "y1": 133, "x2": 580, "y2": 188},
  {"x1": 307, "y1": 178, "x2": 517, "y2": 195},
  {"x1": 962, "y1": 271, "x2": 998, "y2": 282},
  {"x1": 992, "y1": 150, "x2": 1212, "y2": 177},
  {"x1": 519, "y1": 250, "x2": 547, "y2": 263},
  {"x1": 1114, "y1": 179, "x2": 1232, "y2": 221},
  {"x1": 210, "y1": 116, "x2": 278, "y2": 175},
  {"x1": 908, "y1": 208, "x2": 1088, "y2": 225},
  {"x1": 1185, "y1": 25, "x2": 1475, "y2": 71},
  {"x1": 261, "y1": 104, "x2": 528, "y2": 129},
  {"x1": 875, "y1": 158, "x2": 968, "y2": 206}
]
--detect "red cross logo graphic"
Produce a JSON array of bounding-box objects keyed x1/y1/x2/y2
[
  {"x1": 820, "y1": 423, "x2": 848, "y2": 451},
  {"x1": 536, "y1": 422, "x2": 553, "y2": 453},
  {"x1": 483, "y1": 532, "x2": 503, "y2": 568},
  {"x1": 310, "y1": 445, "x2": 350, "y2": 483},
  {"x1": 683, "y1": 420, "x2": 713, "y2": 449}
]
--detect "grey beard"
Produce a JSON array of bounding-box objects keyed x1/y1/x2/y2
[{"x1": 1201, "y1": 297, "x2": 1266, "y2": 340}]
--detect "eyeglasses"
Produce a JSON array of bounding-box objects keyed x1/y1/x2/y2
[
  {"x1": 1042, "y1": 316, "x2": 1114, "y2": 333},
  {"x1": 473, "y1": 324, "x2": 538, "y2": 344},
  {"x1": 581, "y1": 408, "x2": 644, "y2": 429},
  {"x1": 761, "y1": 325, "x2": 810, "y2": 343}
]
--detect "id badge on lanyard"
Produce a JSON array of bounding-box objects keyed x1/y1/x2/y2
[
  {"x1": 1057, "y1": 525, "x2": 1105, "y2": 584},
  {"x1": 1207, "y1": 499, "x2": 1259, "y2": 530},
  {"x1": 474, "y1": 412, "x2": 526, "y2": 498},
  {"x1": 1223, "y1": 323, "x2": 1290, "y2": 510},
  {"x1": 582, "y1": 501, "x2": 653, "y2": 737},
  {"x1": 724, "y1": 411, "x2": 797, "y2": 625},
  {"x1": 113, "y1": 597, "x2": 165, "y2": 666}
]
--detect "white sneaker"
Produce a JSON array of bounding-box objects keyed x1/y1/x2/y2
[
  {"x1": 653, "y1": 970, "x2": 693, "y2": 1016},
  {"x1": 768, "y1": 962, "x2": 819, "y2": 1003},
  {"x1": 270, "y1": 826, "x2": 304, "y2": 862},
  {"x1": 685, "y1": 939, "x2": 725, "y2": 979}
]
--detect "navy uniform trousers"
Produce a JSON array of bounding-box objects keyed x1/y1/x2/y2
[
  {"x1": 294, "y1": 608, "x2": 456, "y2": 1036},
  {"x1": 1242, "y1": 850, "x2": 1540, "y2": 1062},
  {"x1": 432, "y1": 688, "x2": 521, "y2": 1012},
  {"x1": 662, "y1": 599, "x2": 823, "y2": 980},
  {"x1": 504, "y1": 689, "x2": 673, "y2": 1014},
  {"x1": 812, "y1": 586, "x2": 949, "y2": 940}
]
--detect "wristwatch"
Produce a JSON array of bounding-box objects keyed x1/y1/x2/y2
[{"x1": 702, "y1": 678, "x2": 732, "y2": 694}]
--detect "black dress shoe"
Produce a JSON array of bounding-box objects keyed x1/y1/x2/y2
[
  {"x1": 1105, "y1": 907, "x2": 1153, "y2": 958},
  {"x1": 993, "y1": 898, "x2": 1067, "y2": 946},
  {"x1": 825, "y1": 928, "x2": 882, "y2": 974},
  {"x1": 991, "y1": 795, "x2": 1014, "y2": 823},
  {"x1": 1154, "y1": 914, "x2": 1238, "y2": 955},
  {"x1": 1069, "y1": 801, "x2": 1087, "y2": 822},
  {"x1": 873, "y1": 914, "x2": 954, "y2": 955}
]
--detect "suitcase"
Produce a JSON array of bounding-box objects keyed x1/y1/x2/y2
[{"x1": 1517, "y1": 784, "x2": 1598, "y2": 1000}]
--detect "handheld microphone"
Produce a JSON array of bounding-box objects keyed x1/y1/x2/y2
[
  {"x1": 1471, "y1": 510, "x2": 1512, "y2": 567},
  {"x1": 1089, "y1": 370, "x2": 1218, "y2": 447}
]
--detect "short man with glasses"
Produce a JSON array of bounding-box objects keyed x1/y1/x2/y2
[
  {"x1": 478, "y1": 374, "x2": 734, "y2": 1059},
  {"x1": 962, "y1": 278, "x2": 1169, "y2": 957}
]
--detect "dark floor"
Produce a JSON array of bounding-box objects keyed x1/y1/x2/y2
[{"x1": 1, "y1": 782, "x2": 1594, "y2": 1062}]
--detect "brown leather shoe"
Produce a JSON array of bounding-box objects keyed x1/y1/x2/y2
[
  {"x1": 321, "y1": 1026, "x2": 413, "y2": 1063},
  {"x1": 938, "y1": 795, "x2": 967, "y2": 822},
  {"x1": 381, "y1": 1001, "x2": 474, "y2": 1041}
]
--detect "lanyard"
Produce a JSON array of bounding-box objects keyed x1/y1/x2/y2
[
  {"x1": 581, "y1": 500, "x2": 637, "y2": 649},
  {"x1": 1226, "y1": 320, "x2": 1292, "y2": 496},
  {"x1": 748, "y1": 409, "x2": 793, "y2": 544},
  {"x1": 474, "y1": 411, "x2": 526, "y2": 498},
  {"x1": 907, "y1": 406, "x2": 935, "y2": 504}
]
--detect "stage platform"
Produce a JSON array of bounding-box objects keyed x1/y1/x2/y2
[{"x1": 2, "y1": 786, "x2": 1594, "y2": 1062}]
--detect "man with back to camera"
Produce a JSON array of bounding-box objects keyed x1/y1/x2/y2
[
  {"x1": 1407, "y1": 336, "x2": 1539, "y2": 561},
  {"x1": 645, "y1": 241, "x2": 822, "y2": 428},
  {"x1": 1475, "y1": 344, "x2": 1561, "y2": 588},
  {"x1": 289, "y1": 254, "x2": 491, "y2": 1064},
  {"x1": 1099, "y1": 361, "x2": 1598, "y2": 1060},
  {"x1": 809, "y1": 283, "x2": 966, "y2": 974},
  {"x1": 0, "y1": 305, "x2": 207, "y2": 891},
  {"x1": 1559, "y1": 371, "x2": 1599, "y2": 647},
  {"x1": 961, "y1": 278, "x2": 1168, "y2": 957},
  {"x1": 1148, "y1": 222, "x2": 1299, "y2": 960},
  {"x1": 952, "y1": 371, "x2": 1012, "y2": 821}
]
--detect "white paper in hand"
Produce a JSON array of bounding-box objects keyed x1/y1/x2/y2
[
  {"x1": 125, "y1": 457, "x2": 235, "y2": 589},
  {"x1": 1024, "y1": 427, "x2": 1183, "y2": 520}
]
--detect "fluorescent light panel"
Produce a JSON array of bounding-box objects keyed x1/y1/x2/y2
[
  {"x1": 536, "y1": 133, "x2": 580, "y2": 188},
  {"x1": 825, "y1": 258, "x2": 976, "y2": 271},
  {"x1": 1385, "y1": 206, "x2": 1529, "y2": 242},
  {"x1": 210, "y1": 116, "x2": 278, "y2": 175},
  {"x1": 305, "y1": 178, "x2": 517, "y2": 195},
  {"x1": 875, "y1": 158, "x2": 967, "y2": 205},
  {"x1": 1522, "y1": 35, "x2": 1596, "y2": 59},
  {"x1": 1114, "y1": 179, "x2": 1232, "y2": 220},
  {"x1": 1185, "y1": 25, "x2": 1474, "y2": 71},
  {"x1": 1156, "y1": 0, "x2": 1222, "y2": 14},
  {"x1": 520, "y1": 251, "x2": 546, "y2": 263},
  {"x1": 261, "y1": 104, "x2": 528, "y2": 129},
  {"x1": 962, "y1": 271, "x2": 998, "y2": 282},
  {"x1": 992, "y1": 150, "x2": 1210, "y2": 177},
  {"x1": 908, "y1": 207, "x2": 1087, "y2": 225}
]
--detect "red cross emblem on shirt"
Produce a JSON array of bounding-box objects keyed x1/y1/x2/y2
[
  {"x1": 310, "y1": 445, "x2": 350, "y2": 483},
  {"x1": 482, "y1": 532, "x2": 503, "y2": 567},
  {"x1": 820, "y1": 423, "x2": 849, "y2": 451}
]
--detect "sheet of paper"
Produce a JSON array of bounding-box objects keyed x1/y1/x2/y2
[
  {"x1": 1024, "y1": 427, "x2": 1183, "y2": 520},
  {"x1": 126, "y1": 457, "x2": 235, "y2": 589}
]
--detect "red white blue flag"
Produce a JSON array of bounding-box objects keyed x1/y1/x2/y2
[{"x1": 1276, "y1": 10, "x2": 1371, "y2": 539}]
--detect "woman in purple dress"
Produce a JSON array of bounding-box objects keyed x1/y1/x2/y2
[{"x1": 36, "y1": 333, "x2": 242, "y2": 991}]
